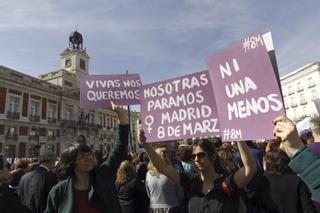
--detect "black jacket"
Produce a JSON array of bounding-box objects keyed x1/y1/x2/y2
[
  {"x1": 116, "y1": 177, "x2": 149, "y2": 213},
  {"x1": 0, "y1": 183, "x2": 31, "y2": 213},
  {"x1": 18, "y1": 165, "x2": 58, "y2": 213},
  {"x1": 259, "y1": 174, "x2": 317, "y2": 213},
  {"x1": 45, "y1": 124, "x2": 129, "y2": 213}
]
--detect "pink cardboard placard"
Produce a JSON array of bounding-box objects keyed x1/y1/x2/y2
[
  {"x1": 140, "y1": 70, "x2": 220, "y2": 143},
  {"x1": 80, "y1": 74, "x2": 141, "y2": 108},
  {"x1": 206, "y1": 32, "x2": 285, "y2": 141}
]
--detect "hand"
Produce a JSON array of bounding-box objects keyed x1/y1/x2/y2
[
  {"x1": 273, "y1": 116, "x2": 304, "y2": 157},
  {"x1": 111, "y1": 102, "x2": 128, "y2": 125}
]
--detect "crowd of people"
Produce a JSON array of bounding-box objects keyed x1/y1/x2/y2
[{"x1": 0, "y1": 107, "x2": 320, "y2": 213}]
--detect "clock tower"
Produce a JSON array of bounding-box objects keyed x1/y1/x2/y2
[{"x1": 60, "y1": 30, "x2": 90, "y2": 77}]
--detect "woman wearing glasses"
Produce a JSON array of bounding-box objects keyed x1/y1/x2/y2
[
  {"x1": 140, "y1": 132, "x2": 257, "y2": 213},
  {"x1": 45, "y1": 105, "x2": 129, "y2": 213}
]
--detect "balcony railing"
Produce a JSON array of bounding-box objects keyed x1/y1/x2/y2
[
  {"x1": 7, "y1": 111, "x2": 20, "y2": 120},
  {"x1": 29, "y1": 135, "x2": 40, "y2": 140},
  {"x1": 60, "y1": 119, "x2": 104, "y2": 129},
  {"x1": 29, "y1": 114, "x2": 40, "y2": 122},
  {"x1": 290, "y1": 102, "x2": 298, "y2": 108},
  {"x1": 297, "y1": 87, "x2": 304, "y2": 92},
  {"x1": 47, "y1": 135, "x2": 56, "y2": 141},
  {"x1": 60, "y1": 119, "x2": 78, "y2": 126},
  {"x1": 5, "y1": 133, "x2": 18, "y2": 140},
  {"x1": 300, "y1": 100, "x2": 307, "y2": 105},
  {"x1": 308, "y1": 83, "x2": 316, "y2": 88},
  {"x1": 288, "y1": 90, "x2": 295, "y2": 95},
  {"x1": 48, "y1": 117, "x2": 57, "y2": 124}
]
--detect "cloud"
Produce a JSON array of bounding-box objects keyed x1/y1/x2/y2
[{"x1": 0, "y1": 0, "x2": 319, "y2": 82}]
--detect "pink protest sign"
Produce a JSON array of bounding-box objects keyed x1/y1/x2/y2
[
  {"x1": 80, "y1": 74, "x2": 141, "y2": 108},
  {"x1": 206, "y1": 32, "x2": 285, "y2": 141},
  {"x1": 140, "y1": 70, "x2": 220, "y2": 143}
]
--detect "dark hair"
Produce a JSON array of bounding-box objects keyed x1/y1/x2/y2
[
  {"x1": 212, "y1": 137, "x2": 222, "y2": 148},
  {"x1": 265, "y1": 148, "x2": 293, "y2": 176},
  {"x1": 180, "y1": 146, "x2": 192, "y2": 162},
  {"x1": 94, "y1": 150, "x2": 103, "y2": 166},
  {"x1": 245, "y1": 140, "x2": 257, "y2": 149},
  {"x1": 77, "y1": 135, "x2": 86, "y2": 144},
  {"x1": 139, "y1": 152, "x2": 149, "y2": 163},
  {"x1": 192, "y1": 139, "x2": 226, "y2": 174},
  {"x1": 56, "y1": 143, "x2": 92, "y2": 179},
  {"x1": 0, "y1": 155, "x2": 4, "y2": 170}
]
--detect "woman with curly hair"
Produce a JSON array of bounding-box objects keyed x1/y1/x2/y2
[{"x1": 116, "y1": 160, "x2": 148, "y2": 213}]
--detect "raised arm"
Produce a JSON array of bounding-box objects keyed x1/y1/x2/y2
[
  {"x1": 101, "y1": 104, "x2": 129, "y2": 176},
  {"x1": 233, "y1": 141, "x2": 257, "y2": 188},
  {"x1": 273, "y1": 116, "x2": 305, "y2": 158},
  {"x1": 140, "y1": 130, "x2": 181, "y2": 184}
]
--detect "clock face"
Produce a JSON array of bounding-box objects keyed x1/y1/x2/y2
[{"x1": 65, "y1": 59, "x2": 72, "y2": 68}]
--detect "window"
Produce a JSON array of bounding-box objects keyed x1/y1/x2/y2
[
  {"x1": 30, "y1": 101, "x2": 40, "y2": 115},
  {"x1": 47, "y1": 144, "x2": 55, "y2": 152},
  {"x1": 6, "y1": 127, "x2": 18, "y2": 139},
  {"x1": 288, "y1": 86, "x2": 294, "y2": 95},
  {"x1": 290, "y1": 97, "x2": 297, "y2": 107},
  {"x1": 113, "y1": 119, "x2": 117, "y2": 129},
  {"x1": 48, "y1": 130, "x2": 54, "y2": 137},
  {"x1": 5, "y1": 145, "x2": 15, "y2": 158},
  {"x1": 308, "y1": 77, "x2": 315, "y2": 88},
  {"x1": 48, "y1": 105, "x2": 56, "y2": 119},
  {"x1": 29, "y1": 145, "x2": 40, "y2": 158},
  {"x1": 284, "y1": 101, "x2": 289, "y2": 110},
  {"x1": 282, "y1": 89, "x2": 287, "y2": 97},
  {"x1": 303, "y1": 106, "x2": 308, "y2": 117},
  {"x1": 8, "y1": 96, "x2": 20, "y2": 112},
  {"x1": 312, "y1": 90, "x2": 319, "y2": 100},
  {"x1": 29, "y1": 128, "x2": 39, "y2": 140},
  {"x1": 30, "y1": 128, "x2": 37, "y2": 136},
  {"x1": 65, "y1": 108, "x2": 73, "y2": 120},
  {"x1": 99, "y1": 116, "x2": 103, "y2": 125},
  {"x1": 80, "y1": 58, "x2": 86, "y2": 70},
  {"x1": 29, "y1": 101, "x2": 40, "y2": 121},
  {"x1": 297, "y1": 82, "x2": 303, "y2": 92},
  {"x1": 89, "y1": 113, "x2": 94, "y2": 124},
  {"x1": 107, "y1": 117, "x2": 111, "y2": 128},
  {"x1": 300, "y1": 94, "x2": 307, "y2": 105}
]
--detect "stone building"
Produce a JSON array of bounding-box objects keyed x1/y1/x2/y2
[
  {"x1": 281, "y1": 61, "x2": 320, "y2": 122},
  {"x1": 0, "y1": 31, "x2": 137, "y2": 160}
]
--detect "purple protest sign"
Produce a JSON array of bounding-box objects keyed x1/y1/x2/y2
[
  {"x1": 206, "y1": 32, "x2": 285, "y2": 141},
  {"x1": 80, "y1": 74, "x2": 141, "y2": 108},
  {"x1": 140, "y1": 70, "x2": 220, "y2": 143}
]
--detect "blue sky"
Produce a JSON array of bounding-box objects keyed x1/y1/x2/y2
[{"x1": 0, "y1": 0, "x2": 319, "y2": 84}]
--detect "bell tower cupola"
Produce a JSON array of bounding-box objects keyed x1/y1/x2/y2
[{"x1": 60, "y1": 30, "x2": 90, "y2": 76}]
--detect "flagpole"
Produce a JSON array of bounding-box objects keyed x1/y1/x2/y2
[{"x1": 126, "y1": 70, "x2": 133, "y2": 153}]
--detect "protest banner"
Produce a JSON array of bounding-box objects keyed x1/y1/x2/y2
[
  {"x1": 80, "y1": 74, "x2": 141, "y2": 108},
  {"x1": 140, "y1": 70, "x2": 220, "y2": 143},
  {"x1": 206, "y1": 32, "x2": 285, "y2": 141}
]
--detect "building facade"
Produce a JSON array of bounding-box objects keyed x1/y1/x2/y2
[
  {"x1": 281, "y1": 61, "x2": 320, "y2": 122},
  {"x1": 0, "y1": 31, "x2": 138, "y2": 160}
]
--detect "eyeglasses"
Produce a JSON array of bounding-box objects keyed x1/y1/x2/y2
[{"x1": 191, "y1": 152, "x2": 208, "y2": 161}]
